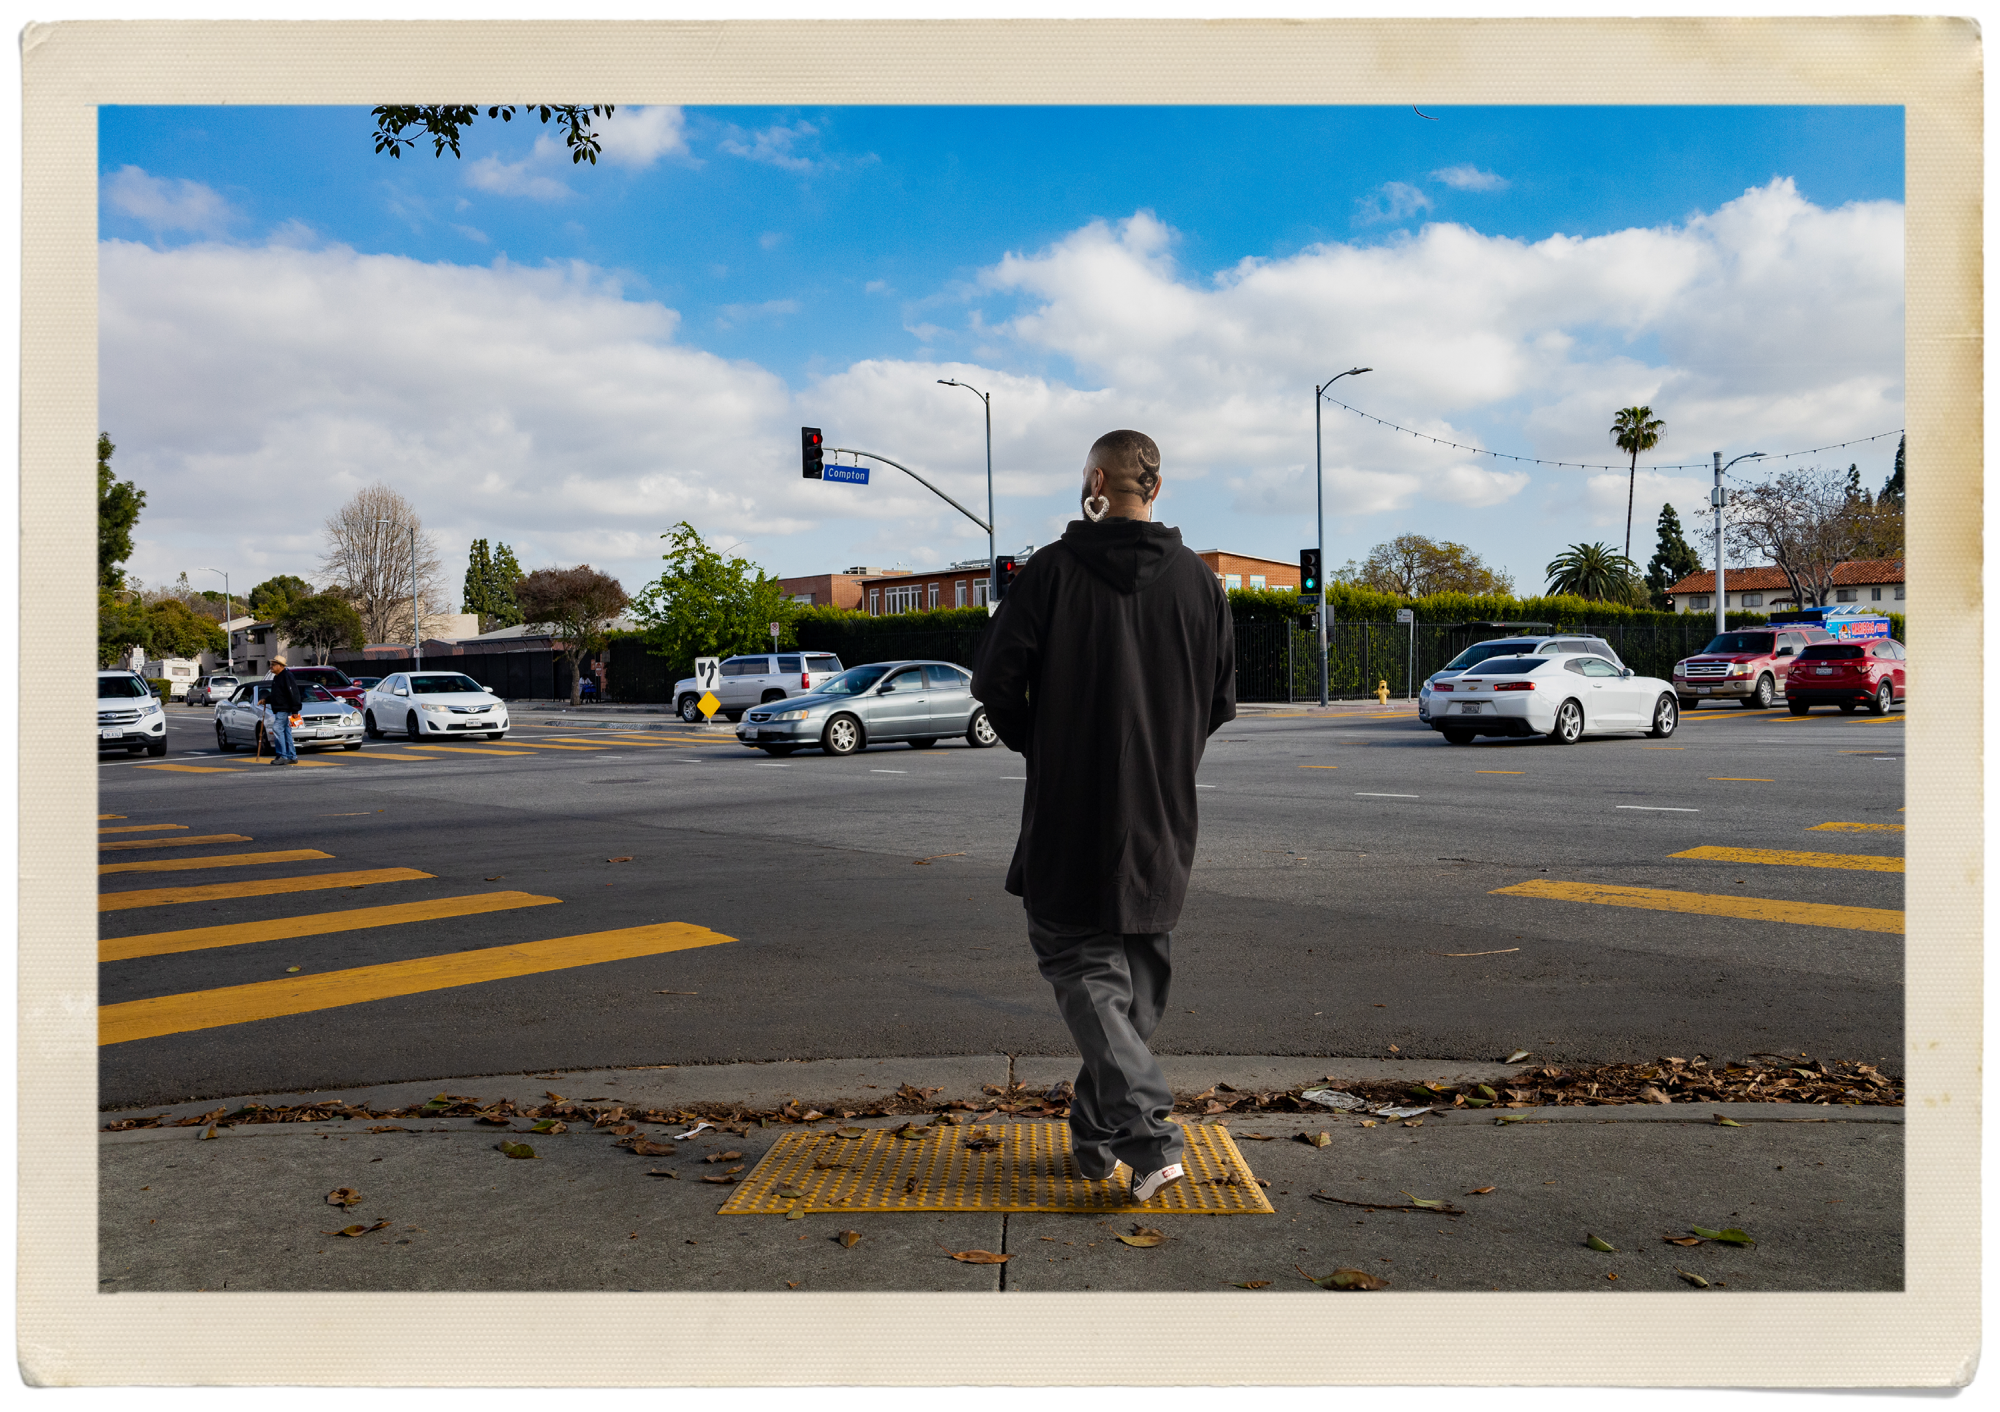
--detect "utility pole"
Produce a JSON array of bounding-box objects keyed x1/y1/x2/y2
[
  {"x1": 410, "y1": 524, "x2": 423, "y2": 670},
  {"x1": 1711, "y1": 451, "x2": 1766, "y2": 637},
  {"x1": 1313, "y1": 365, "x2": 1370, "y2": 704},
  {"x1": 201, "y1": 568, "x2": 232, "y2": 673},
  {"x1": 937, "y1": 379, "x2": 997, "y2": 613}
]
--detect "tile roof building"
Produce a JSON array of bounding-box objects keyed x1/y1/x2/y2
[{"x1": 1662, "y1": 559, "x2": 1904, "y2": 614}]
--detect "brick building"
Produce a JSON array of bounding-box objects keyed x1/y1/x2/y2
[
  {"x1": 776, "y1": 569, "x2": 894, "y2": 610},
  {"x1": 787, "y1": 546, "x2": 1303, "y2": 617},
  {"x1": 1663, "y1": 559, "x2": 1904, "y2": 615},
  {"x1": 1194, "y1": 550, "x2": 1301, "y2": 592}
]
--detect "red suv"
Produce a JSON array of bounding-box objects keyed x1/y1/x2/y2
[
  {"x1": 1672, "y1": 627, "x2": 1830, "y2": 709},
  {"x1": 1785, "y1": 638, "x2": 1906, "y2": 715},
  {"x1": 284, "y1": 665, "x2": 366, "y2": 707}
]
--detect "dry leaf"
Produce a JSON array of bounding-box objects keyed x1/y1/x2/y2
[
  {"x1": 1465, "y1": 1186, "x2": 1496, "y2": 1195},
  {"x1": 367, "y1": 1125, "x2": 411, "y2": 1134},
  {"x1": 701, "y1": 1174, "x2": 738, "y2": 1185},
  {"x1": 704, "y1": 1150, "x2": 744, "y2": 1163},
  {"x1": 1640, "y1": 1086, "x2": 1672, "y2": 1105},
  {"x1": 1300, "y1": 1265, "x2": 1388, "y2": 1290},
  {"x1": 1401, "y1": 1191, "x2": 1444, "y2": 1209},
  {"x1": 1359, "y1": 1119, "x2": 1376, "y2": 1128},
  {"x1": 946, "y1": 1249, "x2": 1011, "y2": 1264},
  {"x1": 607, "y1": 1123, "x2": 638, "y2": 1136},
  {"x1": 834, "y1": 1127, "x2": 867, "y2": 1139},
  {"x1": 486, "y1": 875, "x2": 504, "y2": 881},
  {"x1": 607, "y1": 856, "x2": 633, "y2": 863},
  {"x1": 326, "y1": 1187, "x2": 362, "y2": 1208},
  {"x1": 1229, "y1": 1280, "x2": 1273, "y2": 1289},
  {"x1": 1676, "y1": 1267, "x2": 1711, "y2": 1288},
  {"x1": 1296, "y1": 1131, "x2": 1332, "y2": 1147},
  {"x1": 1714, "y1": 1116, "x2": 1743, "y2": 1127},
  {"x1": 965, "y1": 1136, "x2": 1002, "y2": 1152},
  {"x1": 646, "y1": 1169, "x2": 680, "y2": 1180},
  {"x1": 1586, "y1": 1234, "x2": 1618, "y2": 1252},
  {"x1": 322, "y1": 1220, "x2": 391, "y2": 1237},
  {"x1": 786, "y1": 1207, "x2": 805, "y2": 1221},
  {"x1": 776, "y1": 1187, "x2": 806, "y2": 1199},
  {"x1": 475, "y1": 1114, "x2": 514, "y2": 1126},
  {"x1": 1505, "y1": 1050, "x2": 1532, "y2": 1063},
  {"x1": 627, "y1": 1139, "x2": 673, "y2": 1156},
  {"x1": 1387, "y1": 1044, "x2": 1400, "y2": 1053},
  {"x1": 1117, "y1": 1234, "x2": 1165, "y2": 1247},
  {"x1": 834, "y1": 1230, "x2": 862, "y2": 1247},
  {"x1": 497, "y1": 1141, "x2": 537, "y2": 1159},
  {"x1": 1663, "y1": 1236, "x2": 1703, "y2": 1247},
  {"x1": 530, "y1": 1119, "x2": 567, "y2": 1134},
  {"x1": 1690, "y1": 1225, "x2": 1756, "y2": 1246},
  {"x1": 1241, "y1": 1133, "x2": 1277, "y2": 1141}
]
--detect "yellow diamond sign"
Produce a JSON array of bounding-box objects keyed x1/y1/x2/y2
[{"x1": 697, "y1": 691, "x2": 721, "y2": 720}]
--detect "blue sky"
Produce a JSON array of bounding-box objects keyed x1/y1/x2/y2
[{"x1": 99, "y1": 104, "x2": 1905, "y2": 603}]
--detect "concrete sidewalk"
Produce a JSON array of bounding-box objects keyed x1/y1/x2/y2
[{"x1": 98, "y1": 1055, "x2": 1901, "y2": 1295}]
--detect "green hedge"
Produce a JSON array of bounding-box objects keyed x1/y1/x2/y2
[
  {"x1": 144, "y1": 676, "x2": 174, "y2": 699},
  {"x1": 1225, "y1": 585, "x2": 1773, "y2": 632}
]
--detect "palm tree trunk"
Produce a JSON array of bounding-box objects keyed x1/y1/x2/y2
[{"x1": 1624, "y1": 449, "x2": 1638, "y2": 562}]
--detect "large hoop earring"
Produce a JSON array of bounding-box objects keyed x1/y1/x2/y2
[{"x1": 1083, "y1": 495, "x2": 1110, "y2": 523}]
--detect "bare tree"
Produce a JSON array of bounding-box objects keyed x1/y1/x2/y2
[
  {"x1": 516, "y1": 565, "x2": 629, "y2": 706},
  {"x1": 319, "y1": 483, "x2": 453, "y2": 644},
  {"x1": 1725, "y1": 466, "x2": 1898, "y2": 608}
]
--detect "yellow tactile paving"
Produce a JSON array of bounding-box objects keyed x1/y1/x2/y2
[
  {"x1": 100, "y1": 849, "x2": 332, "y2": 877},
  {"x1": 1670, "y1": 845, "x2": 1902, "y2": 874},
  {"x1": 100, "y1": 833, "x2": 252, "y2": 852},
  {"x1": 100, "y1": 890, "x2": 564, "y2": 962},
  {"x1": 99, "y1": 824, "x2": 186, "y2": 834},
  {"x1": 99, "y1": 868, "x2": 434, "y2": 913},
  {"x1": 1811, "y1": 821, "x2": 1905, "y2": 833},
  {"x1": 720, "y1": 1122, "x2": 1272, "y2": 1216},
  {"x1": 98, "y1": 921, "x2": 734, "y2": 1045},
  {"x1": 1492, "y1": 879, "x2": 1902, "y2": 934}
]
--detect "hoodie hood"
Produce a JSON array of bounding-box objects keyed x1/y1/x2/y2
[{"x1": 1058, "y1": 517, "x2": 1184, "y2": 594}]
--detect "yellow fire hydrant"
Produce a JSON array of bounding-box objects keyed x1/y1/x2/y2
[{"x1": 1376, "y1": 678, "x2": 1391, "y2": 705}]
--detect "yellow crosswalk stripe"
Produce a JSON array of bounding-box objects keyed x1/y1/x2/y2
[
  {"x1": 1669, "y1": 845, "x2": 1902, "y2": 873},
  {"x1": 1811, "y1": 821, "x2": 1905, "y2": 833},
  {"x1": 335, "y1": 751, "x2": 435, "y2": 762},
  {"x1": 543, "y1": 736, "x2": 726, "y2": 749},
  {"x1": 100, "y1": 814, "x2": 125, "y2": 820},
  {"x1": 100, "y1": 824, "x2": 187, "y2": 834},
  {"x1": 99, "y1": 868, "x2": 434, "y2": 913},
  {"x1": 1491, "y1": 879, "x2": 1902, "y2": 934},
  {"x1": 101, "y1": 834, "x2": 252, "y2": 852},
  {"x1": 98, "y1": 921, "x2": 735, "y2": 1045},
  {"x1": 474, "y1": 740, "x2": 605, "y2": 751},
  {"x1": 401, "y1": 745, "x2": 533, "y2": 757},
  {"x1": 139, "y1": 763, "x2": 241, "y2": 774},
  {"x1": 100, "y1": 890, "x2": 564, "y2": 962},
  {"x1": 100, "y1": 849, "x2": 332, "y2": 877}
]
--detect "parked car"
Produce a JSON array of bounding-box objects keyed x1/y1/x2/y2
[
  {"x1": 362, "y1": 670, "x2": 511, "y2": 740},
  {"x1": 184, "y1": 673, "x2": 239, "y2": 707},
  {"x1": 351, "y1": 676, "x2": 384, "y2": 692},
  {"x1": 737, "y1": 660, "x2": 998, "y2": 756},
  {"x1": 98, "y1": 670, "x2": 167, "y2": 756},
  {"x1": 1671, "y1": 626, "x2": 1830, "y2": 709},
  {"x1": 1429, "y1": 654, "x2": 1679, "y2": 744},
  {"x1": 1784, "y1": 637, "x2": 1906, "y2": 715},
  {"x1": 213, "y1": 679, "x2": 364, "y2": 753},
  {"x1": 1420, "y1": 635, "x2": 1625, "y2": 726},
  {"x1": 676, "y1": 652, "x2": 845, "y2": 722},
  {"x1": 283, "y1": 664, "x2": 366, "y2": 707}
]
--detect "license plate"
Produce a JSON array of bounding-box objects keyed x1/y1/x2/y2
[
  {"x1": 1695, "y1": 686, "x2": 1711, "y2": 694},
  {"x1": 742, "y1": 726, "x2": 759, "y2": 738},
  {"x1": 99, "y1": 727, "x2": 122, "y2": 739},
  {"x1": 1815, "y1": 667, "x2": 1832, "y2": 675},
  {"x1": 1457, "y1": 702, "x2": 1484, "y2": 714}
]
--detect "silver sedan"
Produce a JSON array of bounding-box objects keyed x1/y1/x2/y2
[{"x1": 735, "y1": 659, "x2": 1000, "y2": 756}]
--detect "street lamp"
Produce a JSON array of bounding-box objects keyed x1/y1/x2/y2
[
  {"x1": 1313, "y1": 366, "x2": 1371, "y2": 705},
  {"x1": 199, "y1": 568, "x2": 232, "y2": 673},
  {"x1": 937, "y1": 379, "x2": 996, "y2": 612},
  {"x1": 1710, "y1": 451, "x2": 1765, "y2": 637}
]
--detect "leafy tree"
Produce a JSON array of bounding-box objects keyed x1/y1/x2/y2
[
  {"x1": 248, "y1": 574, "x2": 314, "y2": 620},
  {"x1": 97, "y1": 432, "x2": 145, "y2": 590},
  {"x1": 1331, "y1": 533, "x2": 1514, "y2": 598},
  {"x1": 98, "y1": 588, "x2": 151, "y2": 667},
  {"x1": 145, "y1": 598, "x2": 227, "y2": 661},
  {"x1": 276, "y1": 594, "x2": 368, "y2": 664},
  {"x1": 371, "y1": 105, "x2": 614, "y2": 163},
  {"x1": 1643, "y1": 503, "x2": 1704, "y2": 608},
  {"x1": 1880, "y1": 436, "x2": 1905, "y2": 509},
  {"x1": 516, "y1": 565, "x2": 630, "y2": 706},
  {"x1": 463, "y1": 538, "x2": 525, "y2": 633},
  {"x1": 1725, "y1": 466, "x2": 1902, "y2": 606},
  {"x1": 630, "y1": 523, "x2": 798, "y2": 677},
  {"x1": 1610, "y1": 405, "x2": 1666, "y2": 562},
  {"x1": 1545, "y1": 542, "x2": 1640, "y2": 602}
]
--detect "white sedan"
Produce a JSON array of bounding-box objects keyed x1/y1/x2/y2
[
  {"x1": 1426, "y1": 654, "x2": 1679, "y2": 744},
  {"x1": 363, "y1": 670, "x2": 511, "y2": 741}
]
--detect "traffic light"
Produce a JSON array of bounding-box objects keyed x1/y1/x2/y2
[
  {"x1": 992, "y1": 554, "x2": 1018, "y2": 601},
  {"x1": 801, "y1": 427, "x2": 824, "y2": 479},
  {"x1": 1299, "y1": 547, "x2": 1321, "y2": 594}
]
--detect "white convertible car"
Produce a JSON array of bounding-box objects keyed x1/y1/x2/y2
[{"x1": 1427, "y1": 654, "x2": 1680, "y2": 744}]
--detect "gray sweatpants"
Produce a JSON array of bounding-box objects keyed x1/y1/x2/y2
[{"x1": 1027, "y1": 909, "x2": 1185, "y2": 1177}]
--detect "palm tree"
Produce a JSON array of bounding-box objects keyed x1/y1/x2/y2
[
  {"x1": 1545, "y1": 542, "x2": 1639, "y2": 602},
  {"x1": 1610, "y1": 405, "x2": 1666, "y2": 563}
]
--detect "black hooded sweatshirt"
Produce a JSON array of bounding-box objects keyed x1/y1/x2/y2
[{"x1": 971, "y1": 517, "x2": 1235, "y2": 933}]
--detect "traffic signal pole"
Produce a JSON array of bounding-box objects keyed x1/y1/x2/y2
[
  {"x1": 1312, "y1": 365, "x2": 1370, "y2": 706},
  {"x1": 823, "y1": 445, "x2": 991, "y2": 534}
]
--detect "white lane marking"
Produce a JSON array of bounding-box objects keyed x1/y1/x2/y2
[
  {"x1": 1196, "y1": 784, "x2": 1217, "y2": 789},
  {"x1": 1354, "y1": 792, "x2": 1420, "y2": 799},
  {"x1": 871, "y1": 769, "x2": 908, "y2": 774},
  {"x1": 754, "y1": 763, "x2": 793, "y2": 768},
  {"x1": 1616, "y1": 805, "x2": 1700, "y2": 812},
  {"x1": 1001, "y1": 776, "x2": 1027, "y2": 780}
]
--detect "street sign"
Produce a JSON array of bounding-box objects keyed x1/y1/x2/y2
[
  {"x1": 696, "y1": 691, "x2": 721, "y2": 721},
  {"x1": 1297, "y1": 593, "x2": 1320, "y2": 606},
  {"x1": 823, "y1": 462, "x2": 869, "y2": 485},
  {"x1": 1395, "y1": 608, "x2": 1415, "y2": 623},
  {"x1": 693, "y1": 657, "x2": 720, "y2": 694},
  {"x1": 768, "y1": 621, "x2": 780, "y2": 644}
]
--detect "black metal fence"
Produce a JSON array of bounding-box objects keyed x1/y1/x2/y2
[{"x1": 336, "y1": 651, "x2": 573, "y2": 701}]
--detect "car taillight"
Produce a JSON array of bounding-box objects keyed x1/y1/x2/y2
[
  {"x1": 1494, "y1": 681, "x2": 1537, "y2": 692},
  {"x1": 1432, "y1": 682, "x2": 1454, "y2": 692},
  {"x1": 801, "y1": 673, "x2": 809, "y2": 689}
]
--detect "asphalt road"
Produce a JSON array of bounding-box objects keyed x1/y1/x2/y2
[{"x1": 96, "y1": 698, "x2": 1905, "y2": 1108}]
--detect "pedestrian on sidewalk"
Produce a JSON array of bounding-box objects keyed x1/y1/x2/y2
[
  {"x1": 264, "y1": 656, "x2": 302, "y2": 765},
  {"x1": 972, "y1": 429, "x2": 1236, "y2": 1203}
]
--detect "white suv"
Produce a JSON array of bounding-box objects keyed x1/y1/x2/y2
[
  {"x1": 675, "y1": 652, "x2": 844, "y2": 722},
  {"x1": 1418, "y1": 634, "x2": 1625, "y2": 727},
  {"x1": 98, "y1": 670, "x2": 167, "y2": 756}
]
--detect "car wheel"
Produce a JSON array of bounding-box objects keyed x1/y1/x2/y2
[
  {"x1": 822, "y1": 714, "x2": 863, "y2": 756},
  {"x1": 147, "y1": 738, "x2": 167, "y2": 757},
  {"x1": 215, "y1": 723, "x2": 234, "y2": 752},
  {"x1": 967, "y1": 707, "x2": 998, "y2": 749},
  {"x1": 678, "y1": 693, "x2": 701, "y2": 723},
  {"x1": 406, "y1": 711, "x2": 421, "y2": 738},
  {"x1": 1788, "y1": 699, "x2": 1811, "y2": 715},
  {"x1": 1440, "y1": 728, "x2": 1475, "y2": 745},
  {"x1": 1838, "y1": 701, "x2": 1859, "y2": 714},
  {"x1": 126, "y1": 742, "x2": 146, "y2": 755},
  {"x1": 1547, "y1": 699, "x2": 1584, "y2": 744},
  {"x1": 364, "y1": 711, "x2": 383, "y2": 739},
  {"x1": 907, "y1": 738, "x2": 938, "y2": 750},
  {"x1": 724, "y1": 710, "x2": 745, "y2": 723},
  {"x1": 1868, "y1": 681, "x2": 1892, "y2": 715},
  {"x1": 1677, "y1": 696, "x2": 1699, "y2": 713},
  {"x1": 761, "y1": 689, "x2": 786, "y2": 704},
  {"x1": 762, "y1": 745, "x2": 797, "y2": 757},
  {"x1": 1647, "y1": 693, "x2": 1679, "y2": 738},
  {"x1": 1743, "y1": 674, "x2": 1775, "y2": 708},
  {"x1": 488, "y1": 731, "x2": 506, "y2": 741},
  {"x1": 343, "y1": 741, "x2": 362, "y2": 751}
]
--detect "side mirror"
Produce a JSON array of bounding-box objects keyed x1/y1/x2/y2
[{"x1": 1620, "y1": 668, "x2": 1634, "y2": 678}]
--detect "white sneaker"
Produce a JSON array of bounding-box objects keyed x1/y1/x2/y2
[{"x1": 1130, "y1": 1163, "x2": 1184, "y2": 1202}]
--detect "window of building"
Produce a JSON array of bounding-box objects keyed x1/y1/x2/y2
[
  {"x1": 1835, "y1": 588, "x2": 1857, "y2": 602},
  {"x1": 955, "y1": 580, "x2": 967, "y2": 607},
  {"x1": 928, "y1": 583, "x2": 940, "y2": 609},
  {"x1": 1871, "y1": 587, "x2": 1883, "y2": 601},
  {"x1": 973, "y1": 578, "x2": 988, "y2": 607},
  {"x1": 1249, "y1": 575, "x2": 1266, "y2": 589},
  {"x1": 1894, "y1": 586, "x2": 1905, "y2": 600},
  {"x1": 1224, "y1": 574, "x2": 1243, "y2": 590},
  {"x1": 868, "y1": 589, "x2": 880, "y2": 615},
  {"x1": 791, "y1": 594, "x2": 814, "y2": 605},
  {"x1": 1690, "y1": 595, "x2": 1711, "y2": 610},
  {"x1": 1740, "y1": 593, "x2": 1763, "y2": 608}
]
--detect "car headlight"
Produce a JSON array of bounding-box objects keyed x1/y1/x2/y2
[
  {"x1": 774, "y1": 708, "x2": 809, "y2": 721},
  {"x1": 420, "y1": 702, "x2": 445, "y2": 712},
  {"x1": 139, "y1": 700, "x2": 162, "y2": 716},
  {"x1": 343, "y1": 712, "x2": 362, "y2": 724},
  {"x1": 1729, "y1": 664, "x2": 1749, "y2": 676}
]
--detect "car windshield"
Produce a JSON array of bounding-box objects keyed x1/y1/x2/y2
[
  {"x1": 1443, "y1": 641, "x2": 1539, "y2": 672},
  {"x1": 300, "y1": 685, "x2": 339, "y2": 703},
  {"x1": 813, "y1": 664, "x2": 892, "y2": 696},
  {"x1": 292, "y1": 668, "x2": 352, "y2": 686},
  {"x1": 98, "y1": 675, "x2": 150, "y2": 698},
  {"x1": 1703, "y1": 633, "x2": 1775, "y2": 654},
  {"x1": 1462, "y1": 657, "x2": 1545, "y2": 676},
  {"x1": 1801, "y1": 643, "x2": 1866, "y2": 660},
  {"x1": 410, "y1": 674, "x2": 484, "y2": 694}
]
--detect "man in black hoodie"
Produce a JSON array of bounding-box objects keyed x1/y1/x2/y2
[
  {"x1": 972, "y1": 429, "x2": 1235, "y2": 1202},
  {"x1": 264, "y1": 656, "x2": 302, "y2": 765}
]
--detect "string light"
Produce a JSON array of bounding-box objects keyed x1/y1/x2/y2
[{"x1": 1320, "y1": 396, "x2": 1903, "y2": 475}]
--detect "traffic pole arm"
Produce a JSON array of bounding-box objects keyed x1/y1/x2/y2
[{"x1": 827, "y1": 447, "x2": 992, "y2": 534}]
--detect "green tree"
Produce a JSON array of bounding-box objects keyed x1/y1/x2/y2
[
  {"x1": 1880, "y1": 436, "x2": 1905, "y2": 509},
  {"x1": 463, "y1": 538, "x2": 525, "y2": 633},
  {"x1": 248, "y1": 574, "x2": 314, "y2": 620},
  {"x1": 98, "y1": 587, "x2": 151, "y2": 667},
  {"x1": 1610, "y1": 405, "x2": 1666, "y2": 562},
  {"x1": 145, "y1": 598, "x2": 227, "y2": 661},
  {"x1": 276, "y1": 594, "x2": 368, "y2": 664},
  {"x1": 1643, "y1": 503, "x2": 1703, "y2": 608},
  {"x1": 517, "y1": 565, "x2": 630, "y2": 707},
  {"x1": 97, "y1": 432, "x2": 145, "y2": 590},
  {"x1": 630, "y1": 523, "x2": 798, "y2": 677},
  {"x1": 1332, "y1": 533, "x2": 1514, "y2": 597},
  {"x1": 1545, "y1": 541, "x2": 1640, "y2": 602},
  {"x1": 371, "y1": 105, "x2": 615, "y2": 163}
]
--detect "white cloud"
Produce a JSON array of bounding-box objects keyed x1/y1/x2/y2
[
  {"x1": 596, "y1": 106, "x2": 689, "y2": 168},
  {"x1": 716, "y1": 299, "x2": 801, "y2": 329},
  {"x1": 102, "y1": 166, "x2": 238, "y2": 237},
  {"x1": 720, "y1": 121, "x2": 821, "y2": 173},
  {"x1": 464, "y1": 135, "x2": 574, "y2": 201},
  {"x1": 1355, "y1": 181, "x2": 1433, "y2": 225},
  {"x1": 758, "y1": 231, "x2": 785, "y2": 251},
  {"x1": 1432, "y1": 164, "x2": 1509, "y2": 192}
]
